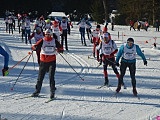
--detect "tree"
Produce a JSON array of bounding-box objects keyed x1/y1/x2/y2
[
  {"x1": 117, "y1": 0, "x2": 160, "y2": 25},
  {"x1": 90, "y1": 0, "x2": 105, "y2": 24},
  {"x1": 103, "y1": 0, "x2": 108, "y2": 21}
]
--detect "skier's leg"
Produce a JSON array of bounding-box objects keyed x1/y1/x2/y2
[
  {"x1": 48, "y1": 61, "x2": 56, "y2": 98},
  {"x1": 103, "y1": 60, "x2": 109, "y2": 85},
  {"x1": 64, "y1": 33, "x2": 68, "y2": 50},
  {"x1": 129, "y1": 62, "x2": 137, "y2": 95},
  {"x1": 116, "y1": 61, "x2": 127, "y2": 92},
  {"x1": 32, "y1": 62, "x2": 46, "y2": 96}
]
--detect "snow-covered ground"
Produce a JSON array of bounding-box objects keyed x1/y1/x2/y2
[{"x1": 0, "y1": 19, "x2": 159, "y2": 120}]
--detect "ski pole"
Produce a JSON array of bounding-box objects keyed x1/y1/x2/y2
[
  {"x1": 9, "y1": 52, "x2": 32, "y2": 71},
  {"x1": 10, "y1": 53, "x2": 32, "y2": 91},
  {"x1": 31, "y1": 51, "x2": 36, "y2": 70},
  {"x1": 105, "y1": 58, "x2": 120, "y2": 67},
  {"x1": 30, "y1": 43, "x2": 36, "y2": 70},
  {"x1": 59, "y1": 53, "x2": 84, "y2": 81}
]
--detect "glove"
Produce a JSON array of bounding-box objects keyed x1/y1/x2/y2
[
  {"x1": 58, "y1": 49, "x2": 64, "y2": 53},
  {"x1": 115, "y1": 62, "x2": 120, "y2": 67},
  {"x1": 144, "y1": 61, "x2": 147, "y2": 66},
  {"x1": 2, "y1": 67, "x2": 9, "y2": 76},
  {"x1": 68, "y1": 32, "x2": 70, "y2": 35},
  {"x1": 110, "y1": 53, "x2": 114, "y2": 56},
  {"x1": 31, "y1": 45, "x2": 37, "y2": 51}
]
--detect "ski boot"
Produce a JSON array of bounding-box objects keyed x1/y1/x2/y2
[
  {"x1": 31, "y1": 91, "x2": 39, "y2": 97},
  {"x1": 116, "y1": 85, "x2": 121, "y2": 93},
  {"x1": 133, "y1": 87, "x2": 138, "y2": 96},
  {"x1": 104, "y1": 77, "x2": 109, "y2": 86},
  {"x1": 50, "y1": 92, "x2": 55, "y2": 99}
]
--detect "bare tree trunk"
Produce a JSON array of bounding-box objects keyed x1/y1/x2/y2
[
  {"x1": 102, "y1": 0, "x2": 108, "y2": 21},
  {"x1": 153, "y1": 0, "x2": 155, "y2": 25}
]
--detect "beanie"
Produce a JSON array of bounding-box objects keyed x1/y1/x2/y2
[{"x1": 127, "y1": 38, "x2": 134, "y2": 43}]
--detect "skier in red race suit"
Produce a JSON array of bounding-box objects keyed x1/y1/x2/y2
[{"x1": 31, "y1": 29, "x2": 63, "y2": 99}]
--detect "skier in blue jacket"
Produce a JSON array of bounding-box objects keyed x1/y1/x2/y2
[
  {"x1": 115, "y1": 38, "x2": 147, "y2": 96},
  {"x1": 0, "y1": 46, "x2": 9, "y2": 76}
]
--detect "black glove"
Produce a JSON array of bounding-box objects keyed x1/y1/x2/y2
[
  {"x1": 68, "y1": 32, "x2": 70, "y2": 35},
  {"x1": 2, "y1": 67, "x2": 9, "y2": 76},
  {"x1": 144, "y1": 61, "x2": 147, "y2": 66},
  {"x1": 59, "y1": 49, "x2": 64, "y2": 53},
  {"x1": 115, "y1": 62, "x2": 120, "y2": 67}
]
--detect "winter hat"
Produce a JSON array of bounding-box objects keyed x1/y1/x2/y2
[
  {"x1": 96, "y1": 25, "x2": 101, "y2": 28},
  {"x1": 45, "y1": 29, "x2": 52, "y2": 35},
  {"x1": 103, "y1": 33, "x2": 109, "y2": 38},
  {"x1": 53, "y1": 20, "x2": 59, "y2": 25},
  {"x1": 36, "y1": 27, "x2": 41, "y2": 33},
  {"x1": 127, "y1": 38, "x2": 134, "y2": 43},
  {"x1": 46, "y1": 19, "x2": 50, "y2": 23}
]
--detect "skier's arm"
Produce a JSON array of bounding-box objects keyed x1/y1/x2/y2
[
  {"x1": 76, "y1": 21, "x2": 81, "y2": 25},
  {"x1": 67, "y1": 22, "x2": 70, "y2": 34},
  {"x1": 28, "y1": 33, "x2": 35, "y2": 40},
  {"x1": 0, "y1": 46, "x2": 9, "y2": 68},
  {"x1": 31, "y1": 39, "x2": 43, "y2": 50},
  {"x1": 96, "y1": 41, "x2": 102, "y2": 51},
  {"x1": 110, "y1": 40, "x2": 118, "y2": 56},
  {"x1": 55, "y1": 40, "x2": 63, "y2": 53},
  {"x1": 136, "y1": 45, "x2": 146, "y2": 62},
  {"x1": 116, "y1": 45, "x2": 124, "y2": 63}
]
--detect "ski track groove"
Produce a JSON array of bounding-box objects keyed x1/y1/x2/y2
[{"x1": 60, "y1": 106, "x2": 66, "y2": 120}]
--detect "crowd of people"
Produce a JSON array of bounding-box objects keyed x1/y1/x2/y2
[
  {"x1": 1, "y1": 13, "x2": 149, "y2": 99},
  {"x1": 129, "y1": 19, "x2": 160, "y2": 32}
]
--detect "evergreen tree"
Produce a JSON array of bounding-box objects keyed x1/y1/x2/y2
[{"x1": 90, "y1": 0, "x2": 104, "y2": 24}]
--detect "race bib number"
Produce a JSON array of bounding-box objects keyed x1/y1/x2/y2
[
  {"x1": 45, "y1": 46, "x2": 55, "y2": 52},
  {"x1": 124, "y1": 53, "x2": 135, "y2": 59},
  {"x1": 104, "y1": 47, "x2": 112, "y2": 54}
]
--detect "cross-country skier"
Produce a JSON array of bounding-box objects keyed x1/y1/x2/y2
[
  {"x1": 24, "y1": 16, "x2": 31, "y2": 45},
  {"x1": 85, "y1": 20, "x2": 92, "y2": 43},
  {"x1": 97, "y1": 33, "x2": 122, "y2": 86},
  {"x1": 44, "y1": 19, "x2": 52, "y2": 30},
  {"x1": 51, "y1": 20, "x2": 61, "y2": 42},
  {"x1": 29, "y1": 27, "x2": 45, "y2": 64},
  {"x1": 31, "y1": 29, "x2": 63, "y2": 99},
  {"x1": 92, "y1": 25, "x2": 102, "y2": 61},
  {"x1": 8, "y1": 16, "x2": 14, "y2": 34},
  {"x1": 77, "y1": 18, "x2": 87, "y2": 46},
  {"x1": 59, "y1": 17, "x2": 70, "y2": 51},
  {"x1": 115, "y1": 38, "x2": 147, "y2": 96}
]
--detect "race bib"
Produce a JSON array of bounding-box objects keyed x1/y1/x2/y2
[
  {"x1": 44, "y1": 46, "x2": 55, "y2": 52},
  {"x1": 124, "y1": 53, "x2": 135, "y2": 59},
  {"x1": 104, "y1": 47, "x2": 112, "y2": 54}
]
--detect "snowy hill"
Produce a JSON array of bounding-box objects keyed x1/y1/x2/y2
[{"x1": 0, "y1": 20, "x2": 159, "y2": 120}]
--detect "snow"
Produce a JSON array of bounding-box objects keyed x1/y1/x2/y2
[{"x1": 0, "y1": 19, "x2": 160, "y2": 120}]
